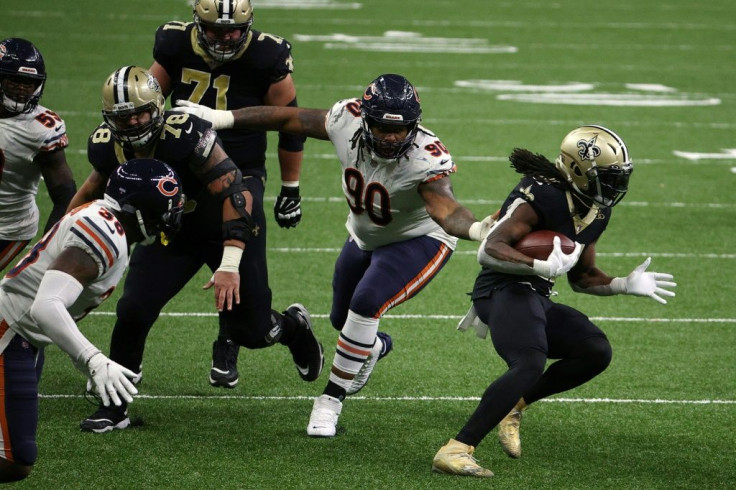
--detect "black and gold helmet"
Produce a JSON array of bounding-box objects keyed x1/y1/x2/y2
[
  {"x1": 555, "y1": 125, "x2": 633, "y2": 208},
  {"x1": 101, "y1": 66, "x2": 165, "y2": 151},
  {"x1": 193, "y1": 0, "x2": 253, "y2": 62}
]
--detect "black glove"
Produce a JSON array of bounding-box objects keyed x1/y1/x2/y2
[{"x1": 274, "y1": 185, "x2": 302, "y2": 228}]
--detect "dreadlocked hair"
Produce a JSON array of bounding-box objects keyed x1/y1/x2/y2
[
  {"x1": 509, "y1": 148, "x2": 567, "y2": 189},
  {"x1": 350, "y1": 127, "x2": 366, "y2": 164}
]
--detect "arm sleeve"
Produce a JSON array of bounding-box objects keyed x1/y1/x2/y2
[{"x1": 29, "y1": 270, "x2": 100, "y2": 371}]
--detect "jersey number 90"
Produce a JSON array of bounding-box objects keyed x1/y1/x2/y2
[{"x1": 343, "y1": 168, "x2": 391, "y2": 226}]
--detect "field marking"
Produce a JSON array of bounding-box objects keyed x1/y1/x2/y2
[
  {"x1": 59, "y1": 114, "x2": 736, "y2": 131},
  {"x1": 37, "y1": 394, "x2": 735, "y2": 404},
  {"x1": 456, "y1": 80, "x2": 722, "y2": 107},
  {"x1": 67, "y1": 148, "x2": 736, "y2": 167},
  {"x1": 294, "y1": 31, "x2": 518, "y2": 54},
  {"x1": 86, "y1": 311, "x2": 736, "y2": 323},
  {"x1": 264, "y1": 248, "x2": 736, "y2": 259}
]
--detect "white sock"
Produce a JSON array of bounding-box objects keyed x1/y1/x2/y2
[{"x1": 329, "y1": 310, "x2": 379, "y2": 389}]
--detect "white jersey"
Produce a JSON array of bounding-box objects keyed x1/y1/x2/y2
[
  {"x1": 0, "y1": 105, "x2": 69, "y2": 240},
  {"x1": 325, "y1": 98, "x2": 458, "y2": 251},
  {"x1": 0, "y1": 200, "x2": 129, "y2": 348}
]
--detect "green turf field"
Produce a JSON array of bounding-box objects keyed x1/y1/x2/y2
[{"x1": 5, "y1": 0, "x2": 736, "y2": 488}]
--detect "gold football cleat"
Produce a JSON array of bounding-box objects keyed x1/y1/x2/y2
[
  {"x1": 432, "y1": 439, "x2": 494, "y2": 478},
  {"x1": 498, "y1": 408, "x2": 523, "y2": 458}
]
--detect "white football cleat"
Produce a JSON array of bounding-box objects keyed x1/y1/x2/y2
[
  {"x1": 307, "y1": 394, "x2": 342, "y2": 437},
  {"x1": 347, "y1": 332, "x2": 392, "y2": 395}
]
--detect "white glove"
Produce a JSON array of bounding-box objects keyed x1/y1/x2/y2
[
  {"x1": 173, "y1": 100, "x2": 235, "y2": 130},
  {"x1": 86, "y1": 353, "x2": 139, "y2": 407},
  {"x1": 610, "y1": 257, "x2": 676, "y2": 304},
  {"x1": 468, "y1": 215, "x2": 496, "y2": 242},
  {"x1": 532, "y1": 236, "x2": 583, "y2": 278}
]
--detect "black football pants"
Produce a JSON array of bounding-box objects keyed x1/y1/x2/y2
[
  {"x1": 456, "y1": 283, "x2": 612, "y2": 447},
  {"x1": 109, "y1": 178, "x2": 289, "y2": 373}
]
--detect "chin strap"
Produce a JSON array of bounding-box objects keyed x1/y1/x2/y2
[{"x1": 135, "y1": 210, "x2": 156, "y2": 245}]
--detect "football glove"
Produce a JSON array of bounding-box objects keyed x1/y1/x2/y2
[
  {"x1": 86, "y1": 353, "x2": 138, "y2": 407},
  {"x1": 532, "y1": 236, "x2": 583, "y2": 278},
  {"x1": 174, "y1": 100, "x2": 234, "y2": 130},
  {"x1": 274, "y1": 185, "x2": 302, "y2": 228},
  {"x1": 611, "y1": 257, "x2": 676, "y2": 304}
]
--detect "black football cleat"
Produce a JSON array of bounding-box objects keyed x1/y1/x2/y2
[
  {"x1": 209, "y1": 338, "x2": 239, "y2": 388},
  {"x1": 284, "y1": 303, "x2": 324, "y2": 382},
  {"x1": 80, "y1": 404, "x2": 130, "y2": 433}
]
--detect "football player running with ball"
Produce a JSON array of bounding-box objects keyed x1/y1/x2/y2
[
  {"x1": 149, "y1": 0, "x2": 308, "y2": 388},
  {"x1": 175, "y1": 73, "x2": 496, "y2": 437},
  {"x1": 0, "y1": 159, "x2": 183, "y2": 482},
  {"x1": 431, "y1": 126, "x2": 677, "y2": 477}
]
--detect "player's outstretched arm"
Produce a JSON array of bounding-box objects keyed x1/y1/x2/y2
[
  {"x1": 570, "y1": 255, "x2": 677, "y2": 304},
  {"x1": 420, "y1": 177, "x2": 495, "y2": 241},
  {"x1": 175, "y1": 100, "x2": 330, "y2": 140}
]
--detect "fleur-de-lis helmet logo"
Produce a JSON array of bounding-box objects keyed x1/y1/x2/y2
[{"x1": 577, "y1": 135, "x2": 601, "y2": 161}]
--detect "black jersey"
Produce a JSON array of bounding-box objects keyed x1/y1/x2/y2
[
  {"x1": 87, "y1": 110, "x2": 220, "y2": 234},
  {"x1": 473, "y1": 176, "x2": 612, "y2": 298},
  {"x1": 153, "y1": 21, "x2": 294, "y2": 176}
]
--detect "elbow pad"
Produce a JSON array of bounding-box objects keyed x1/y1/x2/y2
[
  {"x1": 221, "y1": 177, "x2": 254, "y2": 243},
  {"x1": 222, "y1": 191, "x2": 254, "y2": 243},
  {"x1": 205, "y1": 158, "x2": 255, "y2": 243}
]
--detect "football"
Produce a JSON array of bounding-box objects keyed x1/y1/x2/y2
[{"x1": 513, "y1": 230, "x2": 575, "y2": 260}]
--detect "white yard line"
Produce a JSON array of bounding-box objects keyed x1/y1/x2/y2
[
  {"x1": 86, "y1": 311, "x2": 736, "y2": 323},
  {"x1": 38, "y1": 393, "x2": 735, "y2": 404}
]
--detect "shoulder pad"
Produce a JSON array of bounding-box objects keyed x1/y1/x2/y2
[{"x1": 68, "y1": 207, "x2": 125, "y2": 274}]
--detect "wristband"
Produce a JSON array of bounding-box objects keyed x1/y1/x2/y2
[
  {"x1": 609, "y1": 277, "x2": 627, "y2": 294},
  {"x1": 216, "y1": 110, "x2": 235, "y2": 130},
  {"x1": 85, "y1": 351, "x2": 103, "y2": 367},
  {"x1": 217, "y1": 245, "x2": 243, "y2": 273},
  {"x1": 468, "y1": 221, "x2": 484, "y2": 241}
]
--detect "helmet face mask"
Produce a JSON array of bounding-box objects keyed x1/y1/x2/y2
[
  {"x1": 360, "y1": 74, "x2": 422, "y2": 161},
  {"x1": 0, "y1": 38, "x2": 47, "y2": 114},
  {"x1": 193, "y1": 0, "x2": 253, "y2": 63},
  {"x1": 102, "y1": 66, "x2": 165, "y2": 151},
  {"x1": 104, "y1": 158, "x2": 185, "y2": 245},
  {"x1": 555, "y1": 125, "x2": 633, "y2": 208}
]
